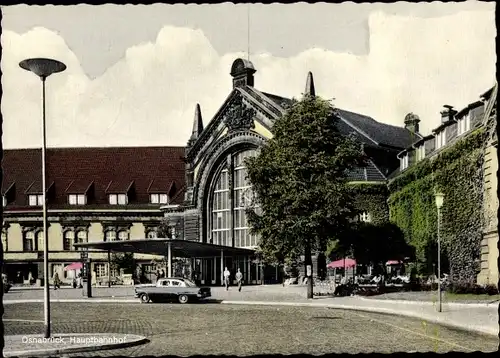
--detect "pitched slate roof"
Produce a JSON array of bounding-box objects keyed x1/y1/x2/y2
[
  {"x1": 2, "y1": 146, "x2": 186, "y2": 209},
  {"x1": 261, "y1": 92, "x2": 418, "y2": 150},
  {"x1": 336, "y1": 109, "x2": 420, "y2": 149}
]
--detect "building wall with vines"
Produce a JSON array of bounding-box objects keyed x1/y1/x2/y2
[{"x1": 388, "y1": 128, "x2": 488, "y2": 283}]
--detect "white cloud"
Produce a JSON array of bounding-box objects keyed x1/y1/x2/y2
[{"x1": 1, "y1": 10, "x2": 495, "y2": 149}]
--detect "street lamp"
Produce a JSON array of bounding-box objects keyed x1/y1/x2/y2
[
  {"x1": 434, "y1": 192, "x2": 444, "y2": 313},
  {"x1": 19, "y1": 58, "x2": 67, "y2": 338}
]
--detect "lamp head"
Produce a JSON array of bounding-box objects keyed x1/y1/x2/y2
[
  {"x1": 19, "y1": 58, "x2": 66, "y2": 79},
  {"x1": 434, "y1": 192, "x2": 444, "y2": 209}
]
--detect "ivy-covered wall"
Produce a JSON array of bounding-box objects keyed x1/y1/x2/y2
[
  {"x1": 388, "y1": 129, "x2": 485, "y2": 282},
  {"x1": 349, "y1": 183, "x2": 389, "y2": 224}
]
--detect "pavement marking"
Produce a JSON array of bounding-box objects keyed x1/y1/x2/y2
[{"x1": 348, "y1": 310, "x2": 475, "y2": 352}]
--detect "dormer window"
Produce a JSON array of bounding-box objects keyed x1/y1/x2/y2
[
  {"x1": 457, "y1": 114, "x2": 471, "y2": 136},
  {"x1": 68, "y1": 194, "x2": 87, "y2": 205},
  {"x1": 415, "y1": 145, "x2": 425, "y2": 162},
  {"x1": 435, "y1": 131, "x2": 446, "y2": 149},
  {"x1": 109, "y1": 193, "x2": 128, "y2": 205},
  {"x1": 28, "y1": 194, "x2": 44, "y2": 206},
  {"x1": 400, "y1": 154, "x2": 409, "y2": 171},
  {"x1": 150, "y1": 194, "x2": 169, "y2": 204}
]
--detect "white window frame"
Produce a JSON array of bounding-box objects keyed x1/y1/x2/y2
[
  {"x1": 24, "y1": 231, "x2": 35, "y2": 251},
  {"x1": 117, "y1": 194, "x2": 128, "y2": 205},
  {"x1": 29, "y1": 195, "x2": 43, "y2": 206},
  {"x1": 435, "y1": 130, "x2": 446, "y2": 149},
  {"x1": 2, "y1": 196, "x2": 7, "y2": 207},
  {"x1": 77, "y1": 194, "x2": 86, "y2": 205},
  {"x1": 95, "y1": 263, "x2": 107, "y2": 278},
  {"x1": 401, "y1": 154, "x2": 409, "y2": 170},
  {"x1": 118, "y1": 230, "x2": 129, "y2": 241},
  {"x1": 105, "y1": 230, "x2": 117, "y2": 242},
  {"x1": 63, "y1": 230, "x2": 75, "y2": 251},
  {"x1": 150, "y1": 193, "x2": 169, "y2": 204},
  {"x1": 108, "y1": 194, "x2": 117, "y2": 205},
  {"x1": 359, "y1": 212, "x2": 371, "y2": 222},
  {"x1": 68, "y1": 194, "x2": 77, "y2": 205},
  {"x1": 108, "y1": 194, "x2": 127, "y2": 205},
  {"x1": 457, "y1": 114, "x2": 471, "y2": 136},
  {"x1": 415, "y1": 145, "x2": 425, "y2": 162}
]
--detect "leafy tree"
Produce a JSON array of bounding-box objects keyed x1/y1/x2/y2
[
  {"x1": 245, "y1": 95, "x2": 366, "y2": 297},
  {"x1": 157, "y1": 218, "x2": 173, "y2": 238},
  {"x1": 110, "y1": 252, "x2": 137, "y2": 276}
]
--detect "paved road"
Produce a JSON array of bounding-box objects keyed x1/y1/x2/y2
[
  {"x1": 6, "y1": 285, "x2": 308, "y2": 302},
  {"x1": 4, "y1": 302, "x2": 497, "y2": 355}
]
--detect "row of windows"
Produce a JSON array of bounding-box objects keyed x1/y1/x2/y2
[
  {"x1": 234, "y1": 229, "x2": 258, "y2": 248},
  {"x1": 6, "y1": 193, "x2": 170, "y2": 207},
  {"x1": 400, "y1": 114, "x2": 473, "y2": 172},
  {"x1": 1, "y1": 228, "x2": 158, "y2": 252}
]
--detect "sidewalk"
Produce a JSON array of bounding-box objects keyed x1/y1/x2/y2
[
  {"x1": 3, "y1": 333, "x2": 147, "y2": 357},
  {"x1": 220, "y1": 296, "x2": 499, "y2": 337}
]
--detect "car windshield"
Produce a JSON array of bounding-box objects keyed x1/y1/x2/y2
[{"x1": 182, "y1": 279, "x2": 198, "y2": 287}]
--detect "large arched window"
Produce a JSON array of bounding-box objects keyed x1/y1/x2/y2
[{"x1": 209, "y1": 149, "x2": 259, "y2": 248}]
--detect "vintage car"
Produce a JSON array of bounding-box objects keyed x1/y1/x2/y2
[{"x1": 134, "y1": 277, "x2": 211, "y2": 304}]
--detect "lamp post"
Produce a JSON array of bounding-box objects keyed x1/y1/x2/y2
[
  {"x1": 19, "y1": 58, "x2": 67, "y2": 338},
  {"x1": 434, "y1": 192, "x2": 444, "y2": 313}
]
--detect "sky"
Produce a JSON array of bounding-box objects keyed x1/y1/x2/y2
[{"x1": 1, "y1": 2, "x2": 496, "y2": 149}]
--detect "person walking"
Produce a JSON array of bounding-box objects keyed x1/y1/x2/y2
[
  {"x1": 53, "y1": 272, "x2": 61, "y2": 290},
  {"x1": 223, "y1": 267, "x2": 230, "y2": 291},
  {"x1": 235, "y1": 268, "x2": 243, "y2": 292}
]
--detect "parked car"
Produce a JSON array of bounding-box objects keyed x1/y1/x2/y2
[{"x1": 135, "y1": 277, "x2": 211, "y2": 304}]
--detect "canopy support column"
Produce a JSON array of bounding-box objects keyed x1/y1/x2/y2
[
  {"x1": 167, "y1": 241, "x2": 172, "y2": 278},
  {"x1": 220, "y1": 249, "x2": 224, "y2": 286},
  {"x1": 107, "y1": 250, "x2": 111, "y2": 288}
]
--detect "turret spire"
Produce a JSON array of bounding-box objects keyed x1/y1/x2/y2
[
  {"x1": 193, "y1": 104, "x2": 204, "y2": 136},
  {"x1": 305, "y1": 71, "x2": 316, "y2": 97},
  {"x1": 189, "y1": 104, "x2": 204, "y2": 144}
]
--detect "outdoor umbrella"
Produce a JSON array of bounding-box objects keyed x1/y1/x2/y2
[
  {"x1": 327, "y1": 258, "x2": 357, "y2": 269},
  {"x1": 386, "y1": 260, "x2": 403, "y2": 265},
  {"x1": 64, "y1": 262, "x2": 83, "y2": 271}
]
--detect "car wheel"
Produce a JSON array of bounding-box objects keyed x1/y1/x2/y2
[
  {"x1": 140, "y1": 293, "x2": 150, "y2": 303},
  {"x1": 178, "y1": 294, "x2": 189, "y2": 304}
]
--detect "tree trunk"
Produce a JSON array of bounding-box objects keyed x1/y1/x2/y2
[{"x1": 305, "y1": 244, "x2": 313, "y2": 299}]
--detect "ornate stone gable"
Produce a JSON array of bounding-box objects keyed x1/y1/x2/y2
[{"x1": 223, "y1": 92, "x2": 256, "y2": 132}]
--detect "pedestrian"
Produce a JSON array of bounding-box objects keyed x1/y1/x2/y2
[
  {"x1": 223, "y1": 267, "x2": 230, "y2": 291},
  {"x1": 235, "y1": 268, "x2": 243, "y2": 292},
  {"x1": 77, "y1": 272, "x2": 83, "y2": 288},
  {"x1": 53, "y1": 272, "x2": 61, "y2": 290}
]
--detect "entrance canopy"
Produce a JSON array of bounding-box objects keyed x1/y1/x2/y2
[{"x1": 73, "y1": 238, "x2": 256, "y2": 258}]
